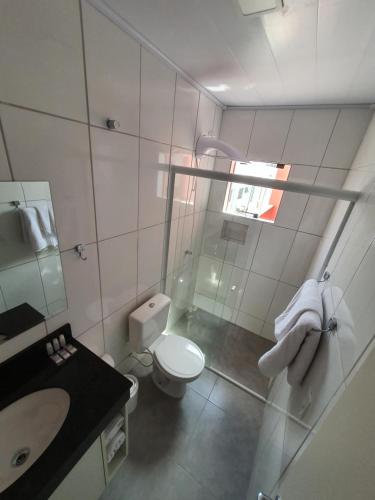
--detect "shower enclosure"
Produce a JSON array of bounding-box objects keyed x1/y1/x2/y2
[{"x1": 162, "y1": 162, "x2": 358, "y2": 498}]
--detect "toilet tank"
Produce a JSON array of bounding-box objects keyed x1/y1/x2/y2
[{"x1": 129, "y1": 293, "x2": 171, "y2": 353}]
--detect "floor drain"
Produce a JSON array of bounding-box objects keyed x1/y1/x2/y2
[{"x1": 11, "y1": 448, "x2": 30, "y2": 467}]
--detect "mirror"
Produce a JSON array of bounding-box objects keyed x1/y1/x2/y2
[{"x1": 0, "y1": 182, "x2": 67, "y2": 337}]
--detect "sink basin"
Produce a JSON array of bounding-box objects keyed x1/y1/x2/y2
[{"x1": 0, "y1": 388, "x2": 70, "y2": 493}]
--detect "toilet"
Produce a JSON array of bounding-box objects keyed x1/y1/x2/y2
[{"x1": 129, "y1": 293, "x2": 205, "y2": 398}]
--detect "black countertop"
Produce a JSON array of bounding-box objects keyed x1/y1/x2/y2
[{"x1": 0, "y1": 324, "x2": 131, "y2": 500}]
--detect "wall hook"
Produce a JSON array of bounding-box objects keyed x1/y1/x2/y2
[{"x1": 74, "y1": 244, "x2": 87, "y2": 261}]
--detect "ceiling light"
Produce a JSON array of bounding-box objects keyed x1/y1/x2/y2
[
  {"x1": 238, "y1": 0, "x2": 284, "y2": 16},
  {"x1": 206, "y1": 84, "x2": 229, "y2": 92}
]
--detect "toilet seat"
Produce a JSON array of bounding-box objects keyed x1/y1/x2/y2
[{"x1": 154, "y1": 335, "x2": 205, "y2": 382}]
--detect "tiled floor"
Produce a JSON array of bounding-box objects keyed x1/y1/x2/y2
[
  {"x1": 101, "y1": 365, "x2": 265, "y2": 500},
  {"x1": 170, "y1": 309, "x2": 274, "y2": 397}
]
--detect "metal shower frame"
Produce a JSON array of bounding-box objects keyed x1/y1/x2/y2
[{"x1": 162, "y1": 164, "x2": 360, "y2": 291}]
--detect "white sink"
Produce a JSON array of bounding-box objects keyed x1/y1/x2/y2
[{"x1": 0, "y1": 388, "x2": 70, "y2": 493}]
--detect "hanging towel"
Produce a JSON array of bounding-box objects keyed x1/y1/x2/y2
[
  {"x1": 19, "y1": 206, "x2": 48, "y2": 252},
  {"x1": 258, "y1": 279, "x2": 323, "y2": 386},
  {"x1": 275, "y1": 279, "x2": 323, "y2": 341},
  {"x1": 35, "y1": 203, "x2": 58, "y2": 248}
]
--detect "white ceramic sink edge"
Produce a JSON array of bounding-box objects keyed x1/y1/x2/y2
[{"x1": 0, "y1": 388, "x2": 70, "y2": 493}]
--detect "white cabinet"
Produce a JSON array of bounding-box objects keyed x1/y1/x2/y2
[{"x1": 49, "y1": 438, "x2": 105, "y2": 500}]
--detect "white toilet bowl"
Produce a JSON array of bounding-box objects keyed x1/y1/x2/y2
[
  {"x1": 151, "y1": 334, "x2": 205, "y2": 398},
  {"x1": 129, "y1": 293, "x2": 205, "y2": 399}
]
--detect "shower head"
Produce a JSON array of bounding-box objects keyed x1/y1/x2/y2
[{"x1": 195, "y1": 135, "x2": 246, "y2": 162}]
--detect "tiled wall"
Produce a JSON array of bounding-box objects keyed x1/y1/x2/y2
[
  {"x1": 248, "y1": 112, "x2": 375, "y2": 498},
  {"x1": 0, "y1": 0, "x2": 222, "y2": 365},
  {"x1": 194, "y1": 107, "x2": 371, "y2": 340}
]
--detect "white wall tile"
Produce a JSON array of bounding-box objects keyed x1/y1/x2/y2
[
  {"x1": 170, "y1": 147, "x2": 192, "y2": 219},
  {"x1": 91, "y1": 127, "x2": 139, "y2": 240},
  {"x1": 136, "y1": 281, "x2": 161, "y2": 305},
  {"x1": 352, "y1": 114, "x2": 375, "y2": 168},
  {"x1": 266, "y1": 282, "x2": 298, "y2": 323},
  {"x1": 252, "y1": 224, "x2": 295, "y2": 279},
  {"x1": 234, "y1": 310, "x2": 264, "y2": 335},
  {"x1": 0, "y1": 322, "x2": 47, "y2": 364},
  {"x1": 299, "y1": 168, "x2": 348, "y2": 236},
  {"x1": 195, "y1": 255, "x2": 222, "y2": 299},
  {"x1": 216, "y1": 264, "x2": 248, "y2": 310},
  {"x1": 46, "y1": 243, "x2": 102, "y2": 336},
  {"x1": 138, "y1": 223, "x2": 165, "y2": 294},
  {"x1": 240, "y1": 272, "x2": 278, "y2": 320},
  {"x1": 0, "y1": 0, "x2": 86, "y2": 121},
  {"x1": 172, "y1": 76, "x2": 199, "y2": 149},
  {"x1": 275, "y1": 164, "x2": 318, "y2": 230},
  {"x1": 103, "y1": 299, "x2": 136, "y2": 366},
  {"x1": 201, "y1": 210, "x2": 229, "y2": 261},
  {"x1": 225, "y1": 217, "x2": 262, "y2": 269},
  {"x1": 140, "y1": 48, "x2": 175, "y2": 144},
  {"x1": 0, "y1": 130, "x2": 11, "y2": 180},
  {"x1": 77, "y1": 321, "x2": 105, "y2": 357},
  {"x1": 322, "y1": 109, "x2": 372, "y2": 169},
  {"x1": 195, "y1": 93, "x2": 216, "y2": 141},
  {"x1": 83, "y1": 2, "x2": 140, "y2": 135},
  {"x1": 248, "y1": 109, "x2": 293, "y2": 162},
  {"x1": 281, "y1": 232, "x2": 321, "y2": 286},
  {"x1": 99, "y1": 232, "x2": 137, "y2": 317},
  {"x1": 219, "y1": 110, "x2": 255, "y2": 157},
  {"x1": 139, "y1": 139, "x2": 170, "y2": 229},
  {"x1": 1, "y1": 106, "x2": 96, "y2": 251},
  {"x1": 282, "y1": 109, "x2": 339, "y2": 166}
]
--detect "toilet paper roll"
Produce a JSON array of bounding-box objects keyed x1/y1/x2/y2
[{"x1": 101, "y1": 353, "x2": 115, "y2": 367}]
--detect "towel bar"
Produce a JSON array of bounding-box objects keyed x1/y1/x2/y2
[{"x1": 312, "y1": 317, "x2": 337, "y2": 334}]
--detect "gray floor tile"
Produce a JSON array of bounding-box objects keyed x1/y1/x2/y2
[
  {"x1": 189, "y1": 368, "x2": 218, "y2": 399},
  {"x1": 101, "y1": 456, "x2": 216, "y2": 500},
  {"x1": 170, "y1": 309, "x2": 273, "y2": 397},
  {"x1": 128, "y1": 371, "x2": 207, "y2": 464},
  {"x1": 209, "y1": 377, "x2": 265, "y2": 427},
  {"x1": 177, "y1": 400, "x2": 259, "y2": 500}
]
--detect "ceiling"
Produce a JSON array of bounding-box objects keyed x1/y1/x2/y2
[{"x1": 101, "y1": 0, "x2": 375, "y2": 107}]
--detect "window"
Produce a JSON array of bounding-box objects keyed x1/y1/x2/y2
[{"x1": 223, "y1": 160, "x2": 291, "y2": 223}]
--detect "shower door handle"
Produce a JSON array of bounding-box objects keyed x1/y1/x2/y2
[{"x1": 257, "y1": 493, "x2": 281, "y2": 500}]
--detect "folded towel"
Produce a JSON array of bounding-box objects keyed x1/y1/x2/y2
[
  {"x1": 19, "y1": 206, "x2": 48, "y2": 252},
  {"x1": 259, "y1": 310, "x2": 322, "y2": 386},
  {"x1": 106, "y1": 430, "x2": 125, "y2": 463},
  {"x1": 258, "y1": 279, "x2": 323, "y2": 387},
  {"x1": 275, "y1": 279, "x2": 323, "y2": 341},
  {"x1": 103, "y1": 413, "x2": 124, "y2": 444}
]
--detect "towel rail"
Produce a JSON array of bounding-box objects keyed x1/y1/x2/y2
[{"x1": 312, "y1": 317, "x2": 337, "y2": 334}]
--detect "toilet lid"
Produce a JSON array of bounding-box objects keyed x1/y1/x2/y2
[{"x1": 154, "y1": 335, "x2": 205, "y2": 379}]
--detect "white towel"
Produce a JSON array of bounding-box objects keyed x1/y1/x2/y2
[
  {"x1": 19, "y1": 206, "x2": 48, "y2": 252},
  {"x1": 35, "y1": 203, "x2": 58, "y2": 248},
  {"x1": 106, "y1": 430, "x2": 126, "y2": 463},
  {"x1": 258, "y1": 280, "x2": 323, "y2": 386},
  {"x1": 103, "y1": 413, "x2": 124, "y2": 444},
  {"x1": 275, "y1": 279, "x2": 323, "y2": 341}
]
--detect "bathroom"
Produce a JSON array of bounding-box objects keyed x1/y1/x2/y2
[{"x1": 0, "y1": 0, "x2": 375, "y2": 499}]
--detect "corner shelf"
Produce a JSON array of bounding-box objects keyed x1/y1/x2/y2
[{"x1": 100, "y1": 405, "x2": 129, "y2": 484}]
